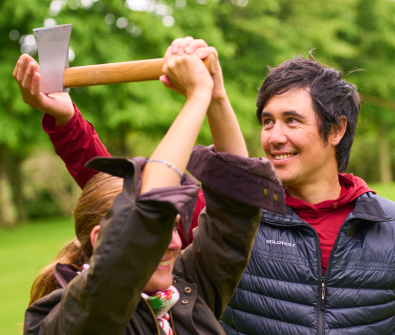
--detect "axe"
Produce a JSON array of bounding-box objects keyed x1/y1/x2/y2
[{"x1": 33, "y1": 24, "x2": 216, "y2": 94}]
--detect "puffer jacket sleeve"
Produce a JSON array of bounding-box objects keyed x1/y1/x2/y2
[
  {"x1": 173, "y1": 145, "x2": 285, "y2": 319},
  {"x1": 24, "y1": 157, "x2": 200, "y2": 335}
]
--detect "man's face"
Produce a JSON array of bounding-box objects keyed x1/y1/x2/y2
[{"x1": 260, "y1": 88, "x2": 337, "y2": 190}]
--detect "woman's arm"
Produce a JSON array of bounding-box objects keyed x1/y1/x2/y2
[
  {"x1": 24, "y1": 161, "x2": 200, "y2": 335},
  {"x1": 140, "y1": 52, "x2": 214, "y2": 193},
  {"x1": 24, "y1": 51, "x2": 213, "y2": 334}
]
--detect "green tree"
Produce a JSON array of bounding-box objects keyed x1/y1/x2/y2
[
  {"x1": 4, "y1": 0, "x2": 395, "y2": 226},
  {"x1": 0, "y1": 0, "x2": 53, "y2": 225}
]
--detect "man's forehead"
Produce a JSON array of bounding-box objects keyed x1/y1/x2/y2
[{"x1": 262, "y1": 88, "x2": 314, "y2": 118}]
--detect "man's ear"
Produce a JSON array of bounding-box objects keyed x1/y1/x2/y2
[
  {"x1": 90, "y1": 225, "x2": 101, "y2": 249},
  {"x1": 330, "y1": 116, "x2": 347, "y2": 146}
]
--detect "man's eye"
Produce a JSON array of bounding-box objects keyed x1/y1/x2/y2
[
  {"x1": 262, "y1": 119, "x2": 273, "y2": 127},
  {"x1": 287, "y1": 118, "x2": 298, "y2": 123}
]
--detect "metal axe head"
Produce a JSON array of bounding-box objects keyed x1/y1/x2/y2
[{"x1": 33, "y1": 24, "x2": 72, "y2": 94}]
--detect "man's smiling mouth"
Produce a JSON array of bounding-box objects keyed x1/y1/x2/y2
[{"x1": 273, "y1": 153, "x2": 297, "y2": 160}]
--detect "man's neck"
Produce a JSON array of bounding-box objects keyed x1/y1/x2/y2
[{"x1": 285, "y1": 173, "x2": 342, "y2": 205}]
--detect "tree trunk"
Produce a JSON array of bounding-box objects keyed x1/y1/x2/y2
[
  {"x1": 8, "y1": 155, "x2": 29, "y2": 222},
  {"x1": 106, "y1": 125, "x2": 130, "y2": 156},
  {"x1": 0, "y1": 154, "x2": 17, "y2": 226},
  {"x1": 379, "y1": 127, "x2": 393, "y2": 184}
]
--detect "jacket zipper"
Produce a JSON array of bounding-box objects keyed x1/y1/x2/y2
[
  {"x1": 320, "y1": 276, "x2": 325, "y2": 311},
  {"x1": 317, "y1": 217, "x2": 363, "y2": 334},
  {"x1": 319, "y1": 217, "x2": 356, "y2": 330},
  {"x1": 263, "y1": 207, "x2": 383, "y2": 334},
  {"x1": 314, "y1": 227, "x2": 325, "y2": 335}
]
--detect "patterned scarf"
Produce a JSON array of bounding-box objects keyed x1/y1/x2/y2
[{"x1": 141, "y1": 285, "x2": 180, "y2": 335}]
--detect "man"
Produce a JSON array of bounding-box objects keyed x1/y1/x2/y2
[{"x1": 219, "y1": 55, "x2": 395, "y2": 335}]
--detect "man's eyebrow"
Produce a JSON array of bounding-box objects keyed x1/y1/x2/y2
[
  {"x1": 283, "y1": 111, "x2": 306, "y2": 119},
  {"x1": 261, "y1": 110, "x2": 306, "y2": 120},
  {"x1": 261, "y1": 111, "x2": 272, "y2": 118}
]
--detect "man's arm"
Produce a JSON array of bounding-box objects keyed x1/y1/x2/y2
[
  {"x1": 174, "y1": 145, "x2": 285, "y2": 318},
  {"x1": 206, "y1": 94, "x2": 248, "y2": 157},
  {"x1": 200, "y1": 45, "x2": 249, "y2": 158},
  {"x1": 160, "y1": 39, "x2": 248, "y2": 158}
]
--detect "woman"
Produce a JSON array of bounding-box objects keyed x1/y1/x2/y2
[{"x1": 20, "y1": 42, "x2": 285, "y2": 335}]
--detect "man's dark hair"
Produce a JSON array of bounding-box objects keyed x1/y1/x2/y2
[{"x1": 256, "y1": 52, "x2": 360, "y2": 173}]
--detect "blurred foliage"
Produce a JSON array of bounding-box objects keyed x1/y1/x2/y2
[{"x1": 2, "y1": 0, "x2": 395, "y2": 225}]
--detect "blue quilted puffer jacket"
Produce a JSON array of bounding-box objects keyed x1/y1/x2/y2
[{"x1": 221, "y1": 192, "x2": 395, "y2": 335}]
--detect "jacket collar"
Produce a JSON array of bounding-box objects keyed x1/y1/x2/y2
[
  {"x1": 348, "y1": 192, "x2": 393, "y2": 222},
  {"x1": 261, "y1": 207, "x2": 305, "y2": 226},
  {"x1": 265, "y1": 192, "x2": 392, "y2": 226},
  {"x1": 53, "y1": 263, "x2": 79, "y2": 288}
]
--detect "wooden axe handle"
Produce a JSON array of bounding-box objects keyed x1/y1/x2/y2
[{"x1": 63, "y1": 54, "x2": 216, "y2": 88}]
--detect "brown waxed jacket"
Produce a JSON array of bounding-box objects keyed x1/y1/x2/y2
[{"x1": 24, "y1": 146, "x2": 285, "y2": 335}]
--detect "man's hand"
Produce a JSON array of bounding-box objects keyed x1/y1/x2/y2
[
  {"x1": 160, "y1": 37, "x2": 248, "y2": 158},
  {"x1": 13, "y1": 54, "x2": 74, "y2": 127},
  {"x1": 160, "y1": 37, "x2": 226, "y2": 101}
]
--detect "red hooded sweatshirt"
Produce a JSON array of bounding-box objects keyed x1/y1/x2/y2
[{"x1": 286, "y1": 173, "x2": 374, "y2": 273}]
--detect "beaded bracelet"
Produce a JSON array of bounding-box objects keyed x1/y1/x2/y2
[{"x1": 146, "y1": 159, "x2": 184, "y2": 182}]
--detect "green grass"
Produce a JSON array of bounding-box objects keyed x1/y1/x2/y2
[
  {"x1": 368, "y1": 182, "x2": 395, "y2": 202},
  {"x1": 0, "y1": 217, "x2": 74, "y2": 335}
]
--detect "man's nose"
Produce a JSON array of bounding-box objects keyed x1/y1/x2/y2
[{"x1": 269, "y1": 123, "x2": 287, "y2": 145}]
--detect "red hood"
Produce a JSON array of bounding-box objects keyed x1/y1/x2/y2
[
  {"x1": 286, "y1": 173, "x2": 375, "y2": 213},
  {"x1": 178, "y1": 189, "x2": 205, "y2": 249}
]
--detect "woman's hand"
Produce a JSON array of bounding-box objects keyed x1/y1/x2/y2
[
  {"x1": 13, "y1": 54, "x2": 74, "y2": 127},
  {"x1": 161, "y1": 48, "x2": 214, "y2": 99},
  {"x1": 160, "y1": 37, "x2": 225, "y2": 101}
]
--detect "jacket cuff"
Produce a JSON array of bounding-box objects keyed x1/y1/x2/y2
[
  {"x1": 86, "y1": 156, "x2": 200, "y2": 230},
  {"x1": 187, "y1": 145, "x2": 285, "y2": 215},
  {"x1": 41, "y1": 103, "x2": 80, "y2": 141}
]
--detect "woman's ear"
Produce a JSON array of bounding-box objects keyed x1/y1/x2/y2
[
  {"x1": 90, "y1": 225, "x2": 101, "y2": 249},
  {"x1": 330, "y1": 116, "x2": 347, "y2": 146}
]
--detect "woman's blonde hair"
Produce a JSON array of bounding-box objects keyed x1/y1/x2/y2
[{"x1": 28, "y1": 172, "x2": 123, "y2": 306}]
